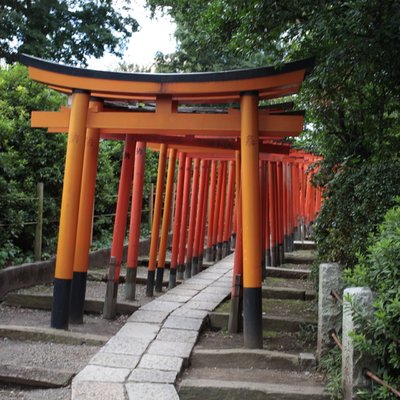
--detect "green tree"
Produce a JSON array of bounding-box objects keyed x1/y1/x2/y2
[
  {"x1": 0, "y1": 63, "x2": 66, "y2": 265},
  {"x1": 147, "y1": 0, "x2": 400, "y2": 268},
  {"x1": 0, "y1": 0, "x2": 139, "y2": 65}
]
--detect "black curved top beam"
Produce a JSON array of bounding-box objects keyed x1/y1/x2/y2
[{"x1": 19, "y1": 54, "x2": 314, "y2": 84}]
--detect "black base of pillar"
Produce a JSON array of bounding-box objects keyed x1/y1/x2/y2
[
  {"x1": 216, "y1": 243, "x2": 223, "y2": 261},
  {"x1": 184, "y1": 261, "x2": 192, "y2": 280},
  {"x1": 212, "y1": 244, "x2": 217, "y2": 260},
  {"x1": 279, "y1": 244, "x2": 285, "y2": 265},
  {"x1": 51, "y1": 278, "x2": 72, "y2": 330},
  {"x1": 177, "y1": 264, "x2": 184, "y2": 280},
  {"x1": 191, "y1": 257, "x2": 199, "y2": 276},
  {"x1": 205, "y1": 247, "x2": 213, "y2": 262},
  {"x1": 270, "y1": 246, "x2": 277, "y2": 267},
  {"x1": 289, "y1": 233, "x2": 295, "y2": 252},
  {"x1": 168, "y1": 269, "x2": 177, "y2": 289},
  {"x1": 125, "y1": 268, "x2": 137, "y2": 300},
  {"x1": 103, "y1": 281, "x2": 118, "y2": 319},
  {"x1": 155, "y1": 267, "x2": 165, "y2": 292},
  {"x1": 222, "y1": 241, "x2": 230, "y2": 258},
  {"x1": 243, "y1": 287, "x2": 263, "y2": 349},
  {"x1": 230, "y1": 233, "x2": 236, "y2": 250},
  {"x1": 69, "y1": 272, "x2": 87, "y2": 324},
  {"x1": 198, "y1": 255, "x2": 204, "y2": 271},
  {"x1": 261, "y1": 253, "x2": 267, "y2": 281},
  {"x1": 265, "y1": 250, "x2": 272, "y2": 267},
  {"x1": 146, "y1": 270, "x2": 155, "y2": 297}
]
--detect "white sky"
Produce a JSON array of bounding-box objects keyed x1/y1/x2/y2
[{"x1": 87, "y1": 0, "x2": 176, "y2": 71}]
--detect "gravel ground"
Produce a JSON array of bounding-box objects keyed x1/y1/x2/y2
[
  {"x1": 0, "y1": 271, "x2": 165, "y2": 399},
  {"x1": 0, "y1": 385, "x2": 71, "y2": 400},
  {"x1": 0, "y1": 338, "x2": 99, "y2": 371}
]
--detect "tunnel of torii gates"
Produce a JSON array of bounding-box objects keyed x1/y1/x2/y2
[{"x1": 20, "y1": 54, "x2": 322, "y2": 349}]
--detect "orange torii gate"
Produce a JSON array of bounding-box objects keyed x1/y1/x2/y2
[{"x1": 21, "y1": 54, "x2": 313, "y2": 349}]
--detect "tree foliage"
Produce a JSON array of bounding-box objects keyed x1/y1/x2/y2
[
  {"x1": 0, "y1": 64, "x2": 66, "y2": 265},
  {"x1": 0, "y1": 0, "x2": 139, "y2": 65},
  {"x1": 0, "y1": 64, "x2": 123, "y2": 266},
  {"x1": 148, "y1": 0, "x2": 400, "y2": 268},
  {"x1": 345, "y1": 203, "x2": 400, "y2": 399}
]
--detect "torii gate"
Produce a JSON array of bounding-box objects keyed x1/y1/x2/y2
[{"x1": 20, "y1": 54, "x2": 313, "y2": 348}]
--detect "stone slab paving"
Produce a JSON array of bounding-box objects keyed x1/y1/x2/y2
[{"x1": 71, "y1": 254, "x2": 234, "y2": 400}]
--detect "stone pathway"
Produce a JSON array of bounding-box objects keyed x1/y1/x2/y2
[{"x1": 71, "y1": 255, "x2": 233, "y2": 400}]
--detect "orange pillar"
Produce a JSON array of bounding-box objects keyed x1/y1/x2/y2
[
  {"x1": 205, "y1": 160, "x2": 217, "y2": 261},
  {"x1": 51, "y1": 90, "x2": 90, "y2": 330},
  {"x1": 103, "y1": 135, "x2": 136, "y2": 318},
  {"x1": 146, "y1": 144, "x2": 167, "y2": 296},
  {"x1": 265, "y1": 161, "x2": 271, "y2": 266},
  {"x1": 177, "y1": 156, "x2": 192, "y2": 280},
  {"x1": 240, "y1": 92, "x2": 262, "y2": 349},
  {"x1": 70, "y1": 99, "x2": 102, "y2": 324},
  {"x1": 169, "y1": 152, "x2": 186, "y2": 288},
  {"x1": 216, "y1": 161, "x2": 227, "y2": 260},
  {"x1": 185, "y1": 158, "x2": 200, "y2": 278},
  {"x1": 192, "y1": 159, "x2": 208, "y2": 275},
  {"x1": 269, "y1": 162, "x2": 277, "y2": 266},
  {"x1": 198, "y1": 161, "x2": 210, "y2": 270},
  {"x1": 125, "y1": 141, "x2": 147, "y2": 300},
  {"x1": 222, "y1": 160, "x2": 235, "y2": 257},
  {"x1": 277, "y1": 161, "x2": 285, "y2": 265},
  {"x1": 259, "y1": 160, "x2": 267, "y2": 278},
  {"x1": 211, "y1": 161, "x2": 224, "y2": 260},
  {"x1": 228, "y1": 184, "x2": 243, "y2": 333},
  {"x1": 156, "y1": 148, "x2": 177, "y2": 291},
  {"x1": 232, "y1": 150, "x2": 241, "y2": 248}
]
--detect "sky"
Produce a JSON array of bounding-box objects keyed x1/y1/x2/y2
[{"x1": 87, "y1": 0, "x2": 177, "y2": 71}]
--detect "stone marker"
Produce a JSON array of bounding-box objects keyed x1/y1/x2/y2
[
  {"x1": 342, "y1": 287, "x2": 374, "y2": 400},
  {"x1": 317, "y1": 263, "x2": 342, "y2": 362}
]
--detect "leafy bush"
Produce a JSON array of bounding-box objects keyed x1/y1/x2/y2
[
  {"x1": 313, "y1": 161, "x2": 400, "y2": 268},
  {"x1": 344, "y1": 203, "x2": 400, "y2": 399}
]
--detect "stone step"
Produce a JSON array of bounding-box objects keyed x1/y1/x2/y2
[
  {"x1": 284, "y1": 253, "x2": 316, "y2": 265},
  {"x1": 3, "y1": 292, "x2": 138, "y2": 315},
  {"x1": 0, "y1": 364, "x2": 74, "y2": 388},
  {"x1": 209, "y1": 312, "x2": 316, "y2": 332},
  {"x1": 293, "y1": 240, "x2": 316, "y2": 251},
  {"x1": 190, "y1": 348, "x2": 316, "y2": 371},
  {"x1": 0, "y1": 324, "x2": 108, "y2": 346},
  {"x1": 179, "y1": 374, "x2": 329, "y2": 400},
  {"x1": 87, "y1": 268, "x2": 171, "y2": 286},
  {"x1": 266, "y1": 267, "x2": 310, "y2": 279},
  {"x1": 262, "y1": 286, "x2": 315, "y2": 301}
]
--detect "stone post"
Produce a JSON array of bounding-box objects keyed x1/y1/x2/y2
[
  {"x1": 342, "y1": 287, "x2": 374, "y2": 400},
  {"x1": 317, "y1": 263, "x2": 342, "y2": 362}
]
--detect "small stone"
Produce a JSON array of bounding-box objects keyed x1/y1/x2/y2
[
  {"x1": 163, "y1": 316, "x2": 203, "y2": 331},
  {"x1": 125, "y1": 383, "x2": 179, "y2": 400},
  {"x1": 116, "y1": 322, "x2": 160, "y2": 340},
  {"x1": 139, "y1": 354, "x2": 183, "y2": 372},
  {"x1": 127, "y1": 368, "x2": 177, "y2": 384},
  {"x1": 74, "y1": 365, "x2": 130, "y2": 383},
  {"x1": 147, "y1": 340, "x2": 193, "y2": 360},
  {"x1": 128, "y1": 310, "x2": 170, "y2": 324},
  {"x1": 89, "y1": 353, "x2": 140, "y2": 369},
  {"x1": 72, "y1": 381, "x2": 126, "y2": 400},
  {"x1": 157, "y1": 328, "x2": 199, "y2": 344},
  {"x1": 101, "y1": 336, "x2": 151, "y2": 356}
]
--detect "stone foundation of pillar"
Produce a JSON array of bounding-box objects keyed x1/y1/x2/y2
[
  {"x1": 125, "y1": 268, "x2": 137, "y2": 300},
  {"x1": 221, "y1": 241, "x2": 230, "y2": 258},
  {"x1": 205, "y1": 247, "x2": 213, "y2": 262}
]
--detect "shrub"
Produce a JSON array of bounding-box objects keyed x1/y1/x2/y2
[
  {"x1": 313, "y1": 161, "x2": 400, "y2": 268},
  {"x1": 344, "y1": 202, "x2": 400, "y2": 399}
]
